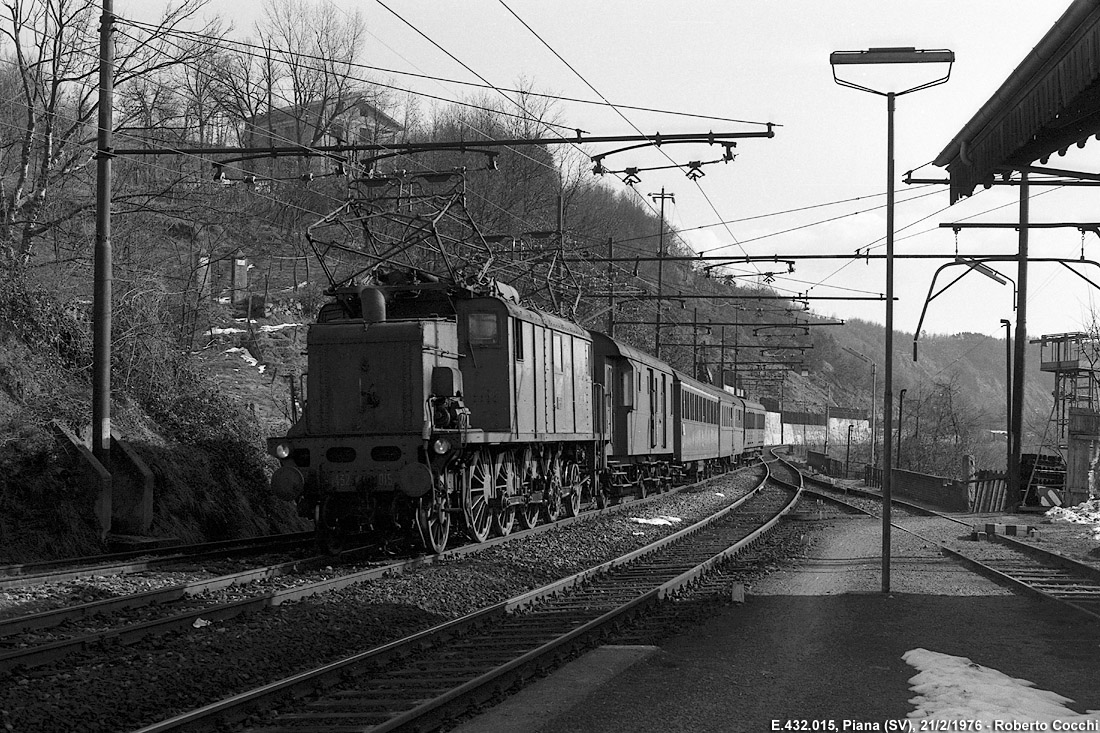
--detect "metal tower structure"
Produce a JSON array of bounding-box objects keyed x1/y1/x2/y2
[{"x1": 1037, "y1": 333, "x2": 1100, "y2": 445}]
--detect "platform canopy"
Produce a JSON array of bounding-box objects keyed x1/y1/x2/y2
[{"x1": 935, "y1": 0, "x2": 1100, "y2": 202}]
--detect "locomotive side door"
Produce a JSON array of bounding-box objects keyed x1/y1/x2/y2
[
  {"x1": 655, "y1": 374, "x2": 664, "y2": 449},
  {"x1": 603, "y1": 362, "x2": 615, "y2": 451},
  {"x1": 648, "y1": 368, "x2": 659, "y2": 449}
]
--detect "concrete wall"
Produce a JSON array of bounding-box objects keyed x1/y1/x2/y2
[
  {"x1": 781, "y1": 417, "x2": 870, "y2": 450},
  {"x1": 808, "y1": 450, "x2": 845, "y2": 477},
  {"x1": 893, "y1": 468, "x2": 969, "y2": 512},
  {"x1": 826, "y1": 418, "x2": 870, "y2": 450},
  {"x1": 764, "y1": 411, "x2": 783, "y2": 446},
  {"x1": 782, "y1": 423, "x2": 826, "y2": 446}
]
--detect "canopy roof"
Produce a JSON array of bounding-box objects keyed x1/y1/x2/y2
[{"x1": 935, "y1": 0, "x2": 1100, "y2": 202}]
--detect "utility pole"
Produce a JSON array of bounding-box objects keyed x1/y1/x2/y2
[
  {"x1": 1009, "y1": 174, "x2": 1029, "y2": 511},
  {"x1": 649, "y1": 188, "x2": 674, "y2": 359},
  {"x1": 1000, "y1": 318, "x2": 1012, "y2": 480},
  {"x1": 93, "y1": 1, "x2": 114, "y2": 466},
  {"x1": 720, "y1": 326, "x2": 726, "y2": 389},
  {"x1": 606, "y1": 237, "x2": 615, "y2": 337}
]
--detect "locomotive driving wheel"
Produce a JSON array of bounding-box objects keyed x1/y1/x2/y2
[
  {"x1": 416, "y1": 491, "x2": 450, "y2": 554},
  {"x1": 541, "y1": 474, "x2": 562, "y2": 524},
  {"x1": 562, "y1": 461, "x2": 582, "y2": 518},
  {"x1": 516, "y1": 447, "x2": 540, "y2": 530},
  {"x1": 463, "y1": 449, "x2": 493, "y2": 543},
  {"x1": 491, "y1": 452, "x2": 516, "y2": 537}
]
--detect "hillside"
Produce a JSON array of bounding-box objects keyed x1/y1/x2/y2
[
  {"x1": 806, "y1": 317, "x2": 1053, "y2": 472},
  {"x1": 0, "y1": 273, "x2": 308, "y2": 563}
]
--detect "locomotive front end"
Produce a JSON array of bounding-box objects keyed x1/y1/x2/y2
[{"x1": 267, "y1": 285, "x2": 465, "y2": 549}]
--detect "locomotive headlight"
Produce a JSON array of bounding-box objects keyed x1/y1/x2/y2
[
  {"x1": 274, "y1": 442, "x2": 291, "y2": 459},
  {"x1": 431, "y1": 438, "x2": 452, "y2": 454}
]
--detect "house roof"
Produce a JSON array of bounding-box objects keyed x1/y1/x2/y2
[
  {"x1": 250, "y1": 94, "x2": 403, "y2": 133},
  {"x1": 934, "y1": 0, "x2": 1100, "y2": 202}
]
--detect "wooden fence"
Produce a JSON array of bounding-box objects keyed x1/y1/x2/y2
[{"x1": 969, "y1": 471, "x2": 1009, "y2": 513}]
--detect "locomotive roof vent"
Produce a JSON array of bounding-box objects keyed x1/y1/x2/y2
[{"x1": 358, "y1": 285, "x2": 387, "y2": 324}]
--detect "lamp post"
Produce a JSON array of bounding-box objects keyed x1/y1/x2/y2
[
  {"x1": 846, "y1": 424, "x2": 854, "y2": 479},
  {"x1": 830, "y1": 46, "x2": 953, "y2": 594},
  {"x1": 843, "y1": 347, "x2": 877, "y2": 470},
  {"x1": 1000, "y1": 319, "x2": 1012, "y2": 480},
  {"x1": 897, "y1": 388, "x2": 907, "y2": 468}
]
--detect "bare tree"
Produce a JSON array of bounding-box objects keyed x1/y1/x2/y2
[
  {"x1": 256, "y1": 0, "x2": 367, "y2": 148},
  {"x1": 897, "y1": 375, "x2": 990, "y2": 477},
  {"x1": 0, "y1": 0, "x2": 225, "y2": 266}
]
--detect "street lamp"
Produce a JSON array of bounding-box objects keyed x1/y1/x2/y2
[
  {"x1": 830, "y1": 46, "x2": 954, "y2": 594},
  {"x1": 843, "y1": 347, "x2": 877, "y2": 470},
  {"x1": 1000, "y1": 319, "x2": 1012, "y2": 482}
]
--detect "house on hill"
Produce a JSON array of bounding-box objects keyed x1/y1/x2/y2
[{"x1": 247, "y1": 94, "x2": 403, "y2": 147}]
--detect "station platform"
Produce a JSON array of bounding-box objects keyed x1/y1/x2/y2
[{"x1": 451, "y1": 514, "x2": 1100, "y2": 732}]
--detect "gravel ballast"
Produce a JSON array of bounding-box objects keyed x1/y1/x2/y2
[{"x1": 0, "y1": 470, "x2": 768, "y2": 732}]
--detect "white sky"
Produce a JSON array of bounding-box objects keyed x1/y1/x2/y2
[{"x1": 131, "y1": 0, "x2": 1100, "y2": 339}]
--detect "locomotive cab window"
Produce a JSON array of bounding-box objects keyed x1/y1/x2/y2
[{"x1": 468, "y1": 313, "x2": 500, "y2": 346}]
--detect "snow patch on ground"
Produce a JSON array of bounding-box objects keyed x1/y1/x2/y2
[
  {"x1": 209, "y1": 322, "x2": 299, "y2": 336},
  {"x1": 904, "y1": 648, "x2": 1100, "y2": 724},
  {"x1": 630, "y1": 516, "x2": 683, "y2": 526},
  {"x1": 1045, "y1": 499, "x2": 1100, "y2": 540},
  {"x1": 224, "y1": 347, "x2": 265, "y2": 373}
]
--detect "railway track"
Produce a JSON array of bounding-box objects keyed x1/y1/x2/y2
[
  {"x1": 129, "y1": 460, "x2": 797, "y2": 732},
  {"x1": 0, "y1": 464, "x2": 765, "y2": 678},
  {"x1": 0, "y1": 532, "x2": 317, "y2": 590},
  {"x1": 777, "y1": 451, "x2": 1100, "y2": 620}
]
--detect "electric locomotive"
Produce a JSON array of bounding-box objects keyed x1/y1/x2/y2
[{"x1": 267, "y1": 273, "x2": 598, "y2": 552}]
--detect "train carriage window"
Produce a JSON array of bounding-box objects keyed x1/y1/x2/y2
[
  {"x1": 513, "y1": 319, "x2": 524, "y2": 360},
  {"x1": 468, "y1": 313, "x2": 500, "y2": 346},
  {"x1": 553, "y1": 333, "x2": 564, "y2": 373}
]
